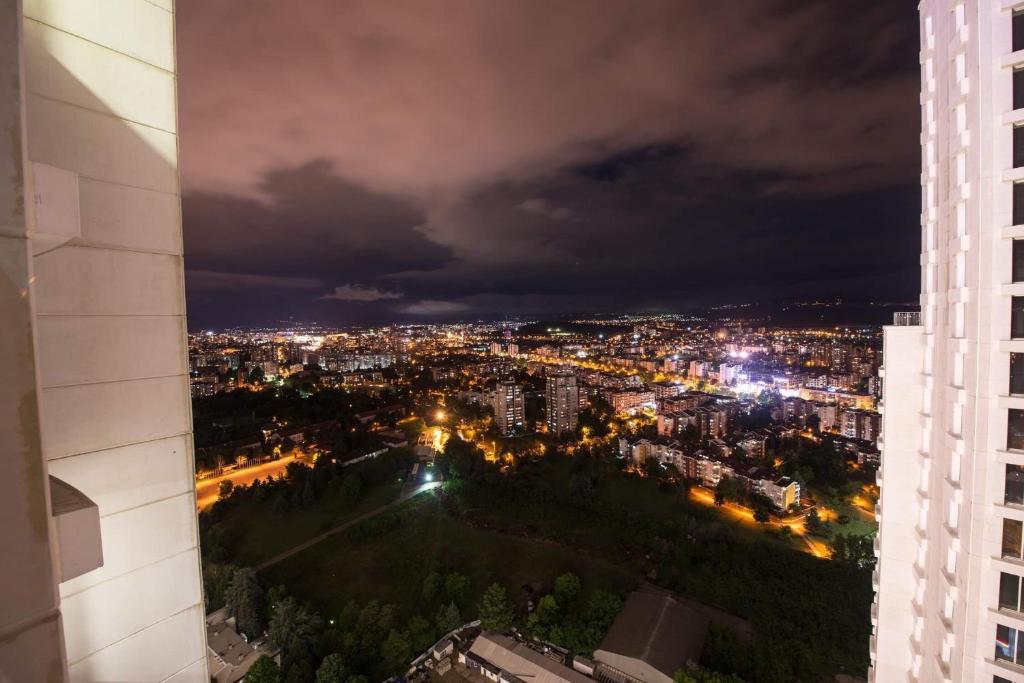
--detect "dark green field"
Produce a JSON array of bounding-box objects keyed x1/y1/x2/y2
[{"x1": 262, "y1": 492, "x2": 636, "y2": 618}]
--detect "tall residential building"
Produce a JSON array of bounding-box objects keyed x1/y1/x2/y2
[
  {"x1": 545, "y1": 371, "x2": 579, "y2": 435},
  {"x1": 491, "y1": 381, "x2": 525, "y2": 436},
  {"x1": 1, "y1": 1, "x2": 207, "y2": 681},
  {"x1": 872, "y1": 3, "x2": 1024, "y2": 681}
]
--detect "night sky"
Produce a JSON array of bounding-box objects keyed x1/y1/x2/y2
[{"x1": 176, "y1": 0, "x2": 920, "y2": 329}]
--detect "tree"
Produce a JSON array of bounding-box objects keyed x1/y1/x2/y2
[
  {"x1": 339, "y1": 475, "x2": 362, "y2": 509},
  {"x1": 249, "y1": 366, "x2": 266, "y2": 384},
  {"x1": 478, "y1": 583, "x2": 514, "y2": 632},
  {"x1": 269, "y1": 596, "x2": 322, "y2": 671},
  {"x1": 435, "y1": 601, "x2": 462, "y2": 633},
  {"x1": 315, "y1": 654, "x2": 346, "y2": 683},
  {"x1": 219, "y1": 479, "x2": 234, "y2": 499},
  {"x1": 225, "y1": 568, "x2": 265, "y2": 638},
  {"x1": 246, "y1": 656, "x2": 281, "y2": 683},
  {"x1": 301, "y1": 479, "x2": 316, "y2": 506},
  {"x1": 804, "y1": 508, "x2": 824, "y2": 536},
  {"x1": 444, "y1": 572, "x2": 471, "y2": 609},
  {"x1": 672, "y1": 662, "x2": 745, "y2": 683},
  {"x1": 380, "y1": 629, "x2": 413, "y2": 674},
  {"x1": 751, "y1": 495, "x2": 772, "y2": 525},
  {"x1": 553, "y1": 573, "x2": 581, "y2": 607},
  {"x1": 422, "y1": 570, "x2": 442, "y2": 602},
  {"x1": 407, "y1": 614, "x2": 435, "y2": 652},
  {"x1": 281, "y1": 436, "x2": 296, "y2": 454},
  {"x1": 526, "y1": 594, "x2": 559, "y2": 641}
]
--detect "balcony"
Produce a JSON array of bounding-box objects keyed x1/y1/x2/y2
[{"x1": 893, "y1": 311, "x2": 922, "y2": 326}]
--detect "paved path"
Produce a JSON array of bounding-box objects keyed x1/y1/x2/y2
[
  {"x1": 255, "y1": 481, "x2": 441, "y2": 571},
  {"x1": 195, "y1": 455, "x2": 302, "y2": 510}
]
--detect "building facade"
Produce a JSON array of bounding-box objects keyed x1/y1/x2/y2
[
  {"x1": 872, "y1": 2, "x2": 1024, "y2": 681},
  {"x1": 546, "y1": 371, "x2": 579, "y2": 435},
  {"x1": 490, "y1": 381, "x2": 524, "y2": 436},
  {"x1": 0, "y1": 1, "x2": 207, "y2": 680}
]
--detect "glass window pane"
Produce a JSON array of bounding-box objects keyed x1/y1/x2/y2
[
  {"x1": 1001, "y1": 572, "x2": 1021, "y2": 612},
  {"x1": 1015, "y1": 242, "x2": 1024, "y2": 283},
  {"x1": 1016, "y1": 70, "x2": 1024, "y2": 110},
  {"x1": 997, "y1": 624, "x2": 1016, "y2": 662},
  {"x1": 1016, "y1": 128, "x2": 1024, "y2": 169},
  {"x1": 1013, "y1": 354, "x2": 1024, "y2": 395},
  {"x1": 1016, "y1": 185, "x2": 1024, "y2": 226},
  {"x1": 1008, "y1": 464, "x2": 1024, "y2": 505},
  {"x1": 1003, "y1": 518, "x2": 1023, "y2": 559},
  {"x1": 1011, "y1": 410, "x2": 1024, "y2": 451},
  {"x1": 1014, "y1": 297, "x2": 1024, "y2": 338},
  {"x1": 1016, "y1": 10, "x2": 1024, "y2": 52}
]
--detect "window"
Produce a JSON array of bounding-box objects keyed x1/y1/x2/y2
[
  {"x1": 1013, "y1": 297, "x2": 1024, "y2": 338},
  {"x1": 1003, "y1": 518, "x2": 1023, "y2": 559},
  {"x1": 1014, "y1": 354, "x2": 1024, "y2": 396},
  {"x1": 1008, "y1": 464, "x2": 1024, "y2": 504},
  {"x1": 1015, "y1": 241, "x2": 1024, "y2": 282},
  {"x1": 1015, "y1": 69, "x2": 1024, "y2": 110},
  {"x1": 1016, "y1": 10, "x2": 1024, "y2": 52},
  {"x1": 1002, "y1": 572, "x2": 1024, "y2": 612},
  {"x1": 1011, "y1": 410, "x2": 1024, "y2": 451},
  {"x1": 996, "y1": 623, "x2": 1024, "y2": 665},
  {"x1": 997, "y1": 676, "x2": 1013, "y2": 683},
  {"x1": 1015, "y1": 184, "x2": 1024, "y2": 226}
]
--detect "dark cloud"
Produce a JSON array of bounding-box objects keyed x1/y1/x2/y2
[{"x1": 176, "y1": 0, "x2": 919, "y2": 326}]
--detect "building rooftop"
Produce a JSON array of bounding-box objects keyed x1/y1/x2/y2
[
  {"x1": 595, "y1": 587, "x2": 710, "y2": 677},
  {"x1": 469, "y1": 632, "x2": 593, "y2": 683}
]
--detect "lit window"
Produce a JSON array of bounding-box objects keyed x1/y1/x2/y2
[
  {"x1": 1011, "y1": 411, "x2": 1024, "y2": 451},
  {"x1": 995, "y1": 623, "x2": 1024, "y2": 665},
  {"x1": 1007, "y1": 463, "x2": 1024, "y2": 504},
  {"x1": 1012, "y1": 353, "x2": 1024, "y2": 395},
  {"x1": 1003, "y1": 518, "x2": 1023, "y2": 559}
]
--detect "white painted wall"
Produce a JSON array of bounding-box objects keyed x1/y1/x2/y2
[{"x1": 12, "y1": 0, "x2": 207, "y2": 680}]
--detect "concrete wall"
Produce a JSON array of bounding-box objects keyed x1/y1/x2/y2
[
  {"x1": 0, "y1": 1, "x2": 69, "y2": 681},
  {"x1": 11, "y1": 0, "x2": 207, "y2": 680}
]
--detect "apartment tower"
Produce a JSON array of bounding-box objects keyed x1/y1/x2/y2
[
  {"x1": 491, "y1": 381, "x2": 525, "y2": 436},
  {"x1": 0, "y1": 0, "x2": 207, "y2": 681},
  {"x1": 872, "y1": 2, "x2": 1024, "y2": 681},
  {"x1": 545, "y1": 371, "x2": 579, "y2": 436}
]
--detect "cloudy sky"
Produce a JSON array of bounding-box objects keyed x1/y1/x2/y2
[{"x1": 176, "y1": 0, "x2": 920, "y2": 328}]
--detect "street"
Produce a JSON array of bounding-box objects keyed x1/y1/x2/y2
[
  {"x1": 688, "y1": 486, "x2": 831, "y2": 558},
  {"x1": 195, "y1": 454, "x2": 301, "y2": 510}
]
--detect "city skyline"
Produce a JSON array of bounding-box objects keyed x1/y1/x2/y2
[{"x1": 176, "y1": 0, "x2": 921, "y2": 328}]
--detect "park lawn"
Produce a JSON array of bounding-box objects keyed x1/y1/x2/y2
[
  {"x1": 464, "y1": 456, "x2": 806, "y2": 556},
  {"x1": 220, "y1": 477, "x2": 403, "y2": 566},
  {"x1": 831, "y1": 500, "x2": 877, "y2": 538},
  {"x1": 262, "y1": 493, "x2": 637, "y2": 619}
]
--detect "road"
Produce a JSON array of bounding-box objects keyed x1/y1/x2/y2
[
  {"x1": 255, "y1": 481, "x2": 442, "y2": 572},
  {"x1": 195, "y1": 455, "x2": 301, "y2": 510},
  {"x1": 688, "y1": 487, "x2": 830, "y2": 558}
]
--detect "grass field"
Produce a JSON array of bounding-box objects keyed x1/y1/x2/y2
[
  {"x1": 262, "y1": 492, "x2": 637, "y2": 618},
  {"x1": 220, "y1": 476, "x2": 403, "y2": 566}
]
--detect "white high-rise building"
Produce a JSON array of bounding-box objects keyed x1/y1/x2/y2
[
  {"x1": 872, "y1": 3, "x2": 1024, "y2": 681},
  {"x1": 491, "y1": 381, "x2": 525, "y2": 436},
  {"x1": 1, "y1": 1, "x2": 207, "y2": 681},
  {"x1": 546, "y1": 371, "x2": 579, "y2": 436}
]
